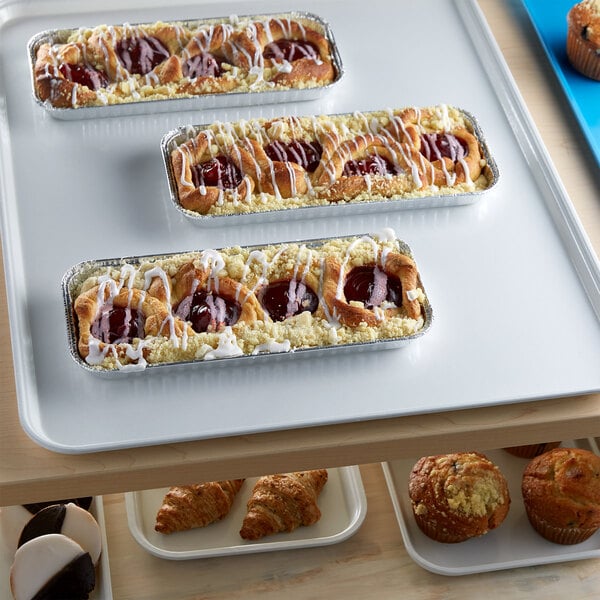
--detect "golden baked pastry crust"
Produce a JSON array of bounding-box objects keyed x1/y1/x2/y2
[
  {"x1": 408, "y1": 451, "x2": 510, "y2": 543},
  {"x1": 34, "y1": 42, "x2": 100, "y2": 109},
  {"x1": 74, "y1": 281, "x2": 187, "y2": 362},
  {"x1": 239, "y1": 470, "x2": 328, "y2": 540},
  {"x1": 321, "y1": 251, "x2": 420, "y2": 328},
  {"x1": 68, "y1": 234, "x2": 428, "y2": 371},
  {"x1": 32, "y1": 15, "x2": 337, "y2": 109},
  {"x1": 168, "y1": 106, "x2": 492, "y2": 217},
  {"x1": 147, "y1": 260, "x2": 265, "y2": 327},
  {"x1": 155, "y1": 480, "x2": 245, "y2": 534}
]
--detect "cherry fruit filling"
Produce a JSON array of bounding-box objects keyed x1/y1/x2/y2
[
  {"x1": 116, "y1": 36, "x2": 170, "y2": 75},
  {"x1": 344, "y1": 266, "x2": 402, "y2": 309},
  {"x1": 191, "y1": 156, "x2": 243, "y2": 189},
  {"x1": 183, "y1": 52, "x2": 223, "y2": 78},
  {"x1": 263, "y1": 39, "x2": 320, "y2": 62},
  {"x1": 264, "y1": 140, "x2": 322, "y2": 172},
  {"x1": 259, "y1": 279, "x2": 318, "y2": 321},
  {"x1": 419, "y1": 133, "x2": 469, "y2": 162},
  {"x1": 175, "y1": 291, "x2": 241, "y2": 333},
  {"x1": 91, "y1": 307, "x2": 145, "y2": 345},
  {"x1": 58, "y1": 63, "x2": 109, "y2": 90},
  {"x1": 342, "y1": 155, "x2": 401, "y2": 177}
]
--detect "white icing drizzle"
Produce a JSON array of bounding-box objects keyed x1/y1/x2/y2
[
  {"x1": 85, "y1": 337, "x2": 148, "y2": 371},
  {"x1": 239, "y1": 247, "x2": 284, "y2": 299},
  {"x1": 143, "y1": 266, "x2": 184, "y2": 348},
  {"x1": 203, "y1": 326, "x2": 243, "y2": 360},
  {"x1": 199, "y1": 249, "x2": 225, "y2": 293},
  {"x1": 251, "y1": 339, "x2": 291, "y2": 355}
]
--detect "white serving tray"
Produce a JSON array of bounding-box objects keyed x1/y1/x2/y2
[
  {"x1": 124, "y1": 466, "x2": 366, "y2": 559},
  {"x1": 382, "y1": 439, "x2": 600, "y2": 576},
  {"x1": 0, "y1": 497, "x2": 113, "y2": 599},
  {"x1": 0, "y1": 0, "x2": 599, "y2": 453}
]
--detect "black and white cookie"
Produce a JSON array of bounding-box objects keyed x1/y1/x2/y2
[
  {"x1": 10, "y1": 533, "x2": 95, "y2": 600},
  {"x1": 17, "y1": 503, "x2": 102, "y2": 565},
  {"x1": 0, "y1": 498, "x2": 92, "y2": 555}
]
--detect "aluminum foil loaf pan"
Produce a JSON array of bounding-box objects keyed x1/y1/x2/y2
[
  {"x1": 28, "y1": 11, "x2": 343, "y2": 119},
  {"x1": 62, "y1": 230, "x2": 433, "y2": 375},
  {"x1": 162, "y1": 104, "x2": 499, "y2": 226}
]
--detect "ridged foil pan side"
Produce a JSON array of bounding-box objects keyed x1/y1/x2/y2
[
  {"x1": 28, "y1": 11, "x2": 344, "y2": 120},
  {"x1": 62, "y1": 233, "x2": 433, "y2": 376},
  {"x1": 161, "y1": 106, "x2": 500, "y2": 227}
]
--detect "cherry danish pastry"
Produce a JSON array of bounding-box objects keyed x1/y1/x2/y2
[
  {"x1": 168, "y1": 106, "x2": 494, "y2": 217},
  {"x1": 32, "y1": 15, "x2": 338, "y2": 109},
  {"x1": 392, "y1": 107, "x2": 485, "y2": 186},
  {"x1": 313, "y1": 133, "x2": 424, "y2": 203},
  {"x1": 147, "y1": 261, "x2": 264, "y2": 332},
  {"x1": 171, "y1": 131, "x2": 255, "y2": 214},
  {"x1": 34, "y1": 42, "x2": 108, "y2": 108},
  {"x1": 321, "y1": 251, "x2": 421, "y2": 328},
  {"x1": 67, "y1": 233, "x2": 429, "y2": 371},
  {"x1": 74, "y1": 279, "x2": 186, "y2": 367},
  {"x1": 231, "y1": 18, "x2": 336, "y2": 87}
]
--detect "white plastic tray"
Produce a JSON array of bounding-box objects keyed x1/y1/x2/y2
[
  {"x1": 124, "y1": 466, "x2": 366, "y2": 559},
  {"x1": 0, "y1": 497, "x2": 113, "y2": 599},
  {"x1": 382, "y1": 439, "x2": 600, "y2": 576},
  {"x1": 0, "y1": 0, "x2": 599, "y2": 453}
]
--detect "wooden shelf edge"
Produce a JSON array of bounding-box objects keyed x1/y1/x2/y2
[{"x1": 3, "y1": 393, "x2": 600, "y2": 505}]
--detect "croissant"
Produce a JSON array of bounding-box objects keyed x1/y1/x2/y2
[
  {"x1": 239, "y1": 470, "x2": 328, "y2": 540},
  {"x1": 155, "y1": 479, "x2": 245, "y2": 534}
]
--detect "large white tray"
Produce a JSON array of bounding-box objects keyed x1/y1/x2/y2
[
  {"x1": 0, "y1": 497, "x2": 113, "y2": 599},
  {"x1": 124, "y1": 466, "x2": 366, "y2": 559},
  {"x1": 382, "y1": 439, "x2": 600, "y2": 576},
  {"x1": 0, "y1": 0, "x2": 599, "y2": 453}
]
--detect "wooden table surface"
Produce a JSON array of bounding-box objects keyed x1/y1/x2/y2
[{"x1": 1, "y1": 0, "x2": 600, "y2": 597}]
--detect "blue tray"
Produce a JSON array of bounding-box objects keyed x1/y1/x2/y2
[{"x1": 521, "y1": 0, "x2": 600, "y2": 165}]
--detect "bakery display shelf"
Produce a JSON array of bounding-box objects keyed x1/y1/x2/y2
[
  {"x1": 382, "y1": 438, "x2": 600, "y2": 576},
  {"x1": 0, "y1": 497, "x2": 113, "y2": 600},
  {"x1": 520, "y1": 0, "x2": 600, "y2": 166},
  {"x1": 0, "y1": 0, "x2": 599, "y2": 455},
  {"x1": 125, "y1": 466, "x2": 366, "y2": 559}
]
